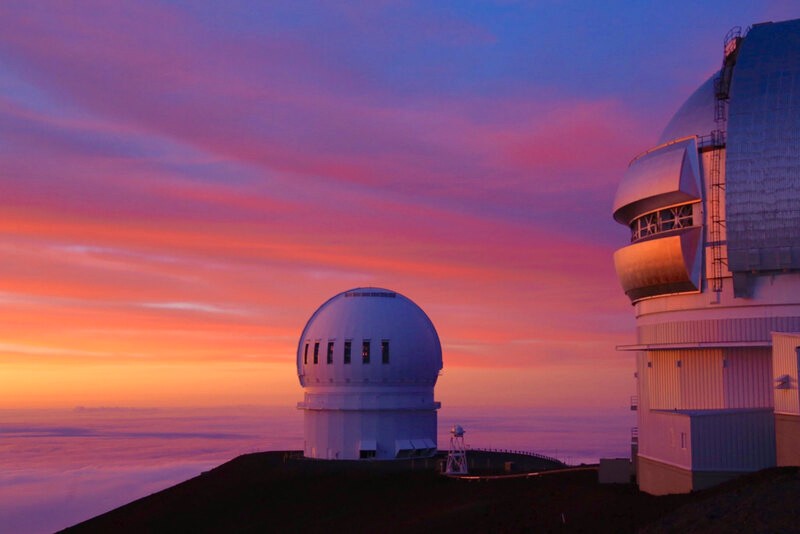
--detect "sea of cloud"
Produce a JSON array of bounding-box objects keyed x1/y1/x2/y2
[{"x1": 1, "y1": 404, "x2": 630, "y2": 533}]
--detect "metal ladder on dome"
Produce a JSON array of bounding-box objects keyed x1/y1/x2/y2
[{"x1": 709, "y1": 26, "x2": 743, "y2": 294}]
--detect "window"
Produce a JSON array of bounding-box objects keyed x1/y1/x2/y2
[
  {"x1": 327, "y1": 341, "x2": 334, "y2": 364},
  {"x1": 381, "y1": 340, "x2": 389, "y2": 364},
  {"x1": 362, "y1": 340, "x2": 371, "y2": 364},
  {"x1": 680, "y1": 432, "x2": 687, "y2": 449},
  {"x1": 344, "y1": 340, "x2": 352, "y2": 364},
  {"x1": 629, "y1": 203, "x2": 695, "y2": 242},
  {"x1": 313, "y1": 342, "x2": 319, "y2": 364},
  {"x1": 303, "y1": 342, "x2": 309, "y2": 365}
]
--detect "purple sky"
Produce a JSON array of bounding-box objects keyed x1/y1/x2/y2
[{"x1": 4, "y1": 2, "x2": 800, "y2": 532}]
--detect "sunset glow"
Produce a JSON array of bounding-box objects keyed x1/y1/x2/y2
[{"x1": 6, "y1": 2, "x2": 800, "y2": 531}]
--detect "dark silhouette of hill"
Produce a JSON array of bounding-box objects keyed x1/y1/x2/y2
[{"x1": 60, "y1": 452, "x2": 798, "y2": 533}]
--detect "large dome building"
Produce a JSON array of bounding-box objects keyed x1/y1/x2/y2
[
  {"x1": 296, "y1": 288, "x2": 442, "y2": 460},
  {"x1": 613, "y1": 19, "x2": 800, "y2": 494}
]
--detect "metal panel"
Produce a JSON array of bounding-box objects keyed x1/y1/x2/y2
[
  {"x1": 613, "y1": 137, "x2": 702, "y2": 224},
  {"x1": 648, "y1": 351, "x2": 680, "y2": 410},
  {"x1": 647, "y1": 349, "x2": 724, "y2": 411},
  {"x1": 722, "y1": 347, "x2": 773, "y2": 408},
  {"x1": 689, "y1": 409, "x2": 775, "y2": 470},
  {"x1": 659, "y1": 73, "x2": 719, "y2": 144},
  {"x1": 638, "y1": 316, "x2": 800, "y2": 345},
  {"x1": 614, "y1": 228, "x2": 702, "y2": 302},
  {"x1": 726, "y1": 20, "x2": 800, "y2": 273},
  {"x1": 772, "y1": 333, "x2": 800, "y2": 415},
  {"x1": 680, "y1": 350, "x2": 724, "y2": 410}
]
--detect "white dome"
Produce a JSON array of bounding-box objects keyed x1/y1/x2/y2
[
  {"x1": 296, "y1": 288, "x2": 442, "y2": 387},
  {"x1": 296, "y1": 287, "x2": 442, "y2": 460}
]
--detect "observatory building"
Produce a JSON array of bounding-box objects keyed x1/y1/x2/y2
[
  {"x1": 613, "y1": 19, "x2": 800, "y2": 494},
  {"x1": 296, "y1": 288, "x2": 442, "y2": 460}
]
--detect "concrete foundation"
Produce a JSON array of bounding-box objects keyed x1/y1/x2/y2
[{"x1": 637, "y1": 455, "x2": 744, "y2": 495}]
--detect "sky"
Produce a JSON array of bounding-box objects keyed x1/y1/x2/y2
[
  {"x1": 2, "y1": 0, "x2": 800, "y2": 413},
  {"x1": 7, "y1": 3, "x2": 800, "y2": 530}
]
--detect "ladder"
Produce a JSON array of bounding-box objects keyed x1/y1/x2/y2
[{"x1": 709, "y1": 27, "x2": 743, "y2": 293}]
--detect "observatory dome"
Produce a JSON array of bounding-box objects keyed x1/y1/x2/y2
[
  {"x1": 615, "y1": 19, "x2": 800, "y2": 302},
  {"x1": 612, "y1": 18, "x2": 800, "y2": 495},
  {"x1": 296, "y1": 288, "x2": 442, "y2": 460},
  {"x1": 297, "y1": 288, "x2": 442, "y2": 386},
  {"x1": 658, "y1": 72, "x2": 718, "y2": 145}
]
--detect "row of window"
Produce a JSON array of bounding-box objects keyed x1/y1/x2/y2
[
  {"x1": 629, "y1": 204, "x2": 694, "y2": 242},
  {"x1": 303, "y1": 339, "x2": 390, "y2": 365}
]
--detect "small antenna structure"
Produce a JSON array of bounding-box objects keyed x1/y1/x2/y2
[{"x1": 445, "y1": 424, "x2": 468, "y2": 475}]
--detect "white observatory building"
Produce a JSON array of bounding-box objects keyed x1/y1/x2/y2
[
  {"x1": 613, "y1": 19, "x2": 800, "y2": 494},
  {"x1": 296, "y1": 288, "x2": 442, "y2": 460}
]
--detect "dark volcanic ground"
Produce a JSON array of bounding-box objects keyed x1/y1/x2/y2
[{"x1": 61, "y1": 452, "x2": 799, "y2": 533}]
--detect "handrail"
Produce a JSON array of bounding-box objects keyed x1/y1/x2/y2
[{"x1": 465, "y1": 445, "x2": 564, "y2": 466}]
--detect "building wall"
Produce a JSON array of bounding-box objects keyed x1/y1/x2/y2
[
  {"x1": 647, "y1": 351, "x2": 682, "y2": 410},
  {"x1": 639, "y1": 411, "x2": 692, "y2": 472},
  {"x1": 638, "y1": 454, "x2": 761, "y2": 495},
  {"x1": 637, "y1": 455, "x2": 693, "y2": 495},
  {"x1": 635, "y1": 346, "x2": 775, "y2": 494},
  {"x1": 772, "y1": 333, "x2": 800, "y2": 415},
  {"x1": 689, "y1": 409, "x2": 775, "y2": 470},
  {"x1": 643, "y1": 348, "x2": 772, "y2": 411},
  {"x1": 722, "y1": 347, "x2": 773, "y2": 408},
  {"x1": 772, "y1": 333, "x2": 800, "y2": 466},
  {"x1": 775, "y1": 413, "x2": 800, "y2": 466},
  {"x1": 681, "y1": 350, "x2": 725, "y2": 409},
  {"x1": 303, "y1": 408, "x2": 437, "y2": 460},
  {"x1": 638, "y1": 315, "x2": 800, "y2": 344},
  {"x1": 598, "y1": 458, "x2": 633, "y2": 484}
]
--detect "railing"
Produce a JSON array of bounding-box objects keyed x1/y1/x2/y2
[
  {"x1": 697, "y1": 131, "x2": 726, "y2": 150},
  {"x1": 466, "y1": 446, "x2": 564, "y2": 466},
  {"x1": 723, "y1": 26, "x2": 743, "y2": 59},
  {"x1": 630, "y1": 395, "x2": 639, "y2": 411},
  {"x1": 630, "y1": 427, "x2": 639, "y2": 444}
]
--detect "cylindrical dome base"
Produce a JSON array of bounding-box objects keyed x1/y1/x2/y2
[{"x1": 302, "y1": 408, "x2": 437, "y2": 460}]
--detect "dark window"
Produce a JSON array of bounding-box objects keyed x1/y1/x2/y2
[
  {"x1": 359, "y1": 449, "x2": 376, "y2": 459},
  {"x1": 381, "y1": 340, "x2": 389, "y2": 364},
  {"x1": 362, "y1": 340, "x2": 371, "y2": 364},
  {"x1": 313, "y1": 342, "x2": 319, "y2": 364},
  {"x1": 344, "y1": 340, "x2": 352, "y2": 364},
  {"x1": 303, "y1": 342, "x2": 309, "y2": 365},
  {"x1": 327, "y1": 341, "x2": 334, "y2": 364}
]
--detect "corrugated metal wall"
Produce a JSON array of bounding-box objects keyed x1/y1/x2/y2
[
  {"x1": 638, "y1": 316, "x2": 800, "y2": 344},
  {"x1": 647, "y1": 349, "x2": 725, "y2": 410},
  {"x1": 681, "y1": 350, "x2": 725, "y2": 409},
  {"x1": 727, "y1": 19, "x2": 800, "y2": 273},
  {"x1": 690, "y1": 409, "x2": 776, "y2": 470},
  {"x1": 772, "y1": 333, "x2": 800, "y2": 415},
  {"x1": 648, "y1": 351, "x2": 681, "y2": 410},
  {"x1": 722, "y1": 347, "x2": 773, "y2": 409}
]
